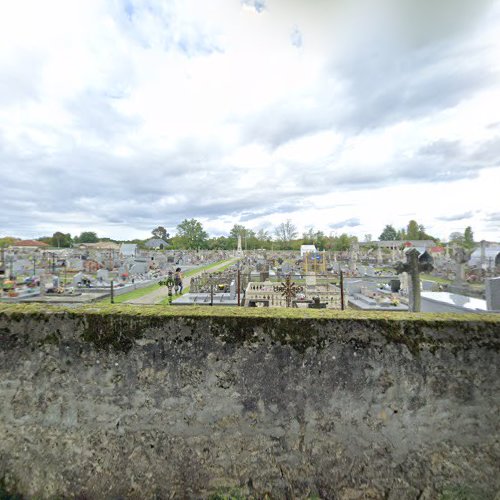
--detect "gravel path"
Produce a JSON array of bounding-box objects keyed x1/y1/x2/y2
[{"x1": 125, "y1": 258, "x2": 238, "y2": 305}]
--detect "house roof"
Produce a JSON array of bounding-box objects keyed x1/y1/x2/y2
[
  {"x1": 13, "y1": 240, "x2": 49, "y2": 247},
  {"x1": 120, "y1": 243, "x2": 137, "y2": 255},
  {"x1": 145, "y1": 238, "x2": 169, "y2": 248},
  {"x1": 79, "y1": 242, "x2": 120, "y2": 250}
]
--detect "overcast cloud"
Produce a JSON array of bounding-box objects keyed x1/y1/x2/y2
[{"x1": 0, "y1": 0, "x2": 499, "y2": 242}]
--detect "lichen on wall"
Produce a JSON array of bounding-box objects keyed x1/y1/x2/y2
[{"x1": 0, "y1": 304, "x2": 499, "y2": 498}]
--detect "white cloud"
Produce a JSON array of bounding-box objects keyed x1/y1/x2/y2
[{"x1": 0, "y1": 0, "x2": 499, "y2": 241}]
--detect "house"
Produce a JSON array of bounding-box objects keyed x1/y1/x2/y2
[
  {"x1": 144, "y1": 238, "x2": 169, "y2": 250},
  {"x1": 120, "y1": 243, "x2": 137, "y2": 258},
  {"x1": 11, "y1": 240, "x2": 49, "y2": 250},
  {"x1": 300, "y1": 245, "x2": 317, "y2": 257}
]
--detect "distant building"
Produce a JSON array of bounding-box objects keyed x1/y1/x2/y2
[
  {"x1": 78, "y1": 242, "x2": 120, "y2": 251},
  {"x1": 360, "y1": 240, "x2": 435, "y2": 249},
  {"x1": 300, "y1": 245, "x2": 317, "y2": 257},
  {"x1": 120, "y1": 243, "x2": 137, "y2": 258},
  {"x1": 144, "y1": 238, "x2": 169, "y2": 250},
  {"x1": 11, "y1": 240, "x2": 49, "y2": 249},
  {"x1": 469, "y1": 244, "x2": 500, "y2": 269}
]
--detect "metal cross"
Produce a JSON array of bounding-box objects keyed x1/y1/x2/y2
[
  {"x1": 273, "y1": 274, "x2": 304, "y2": 308},
  {"x1": 159, "y1": 271, "x2": 175, "y2": 304}
]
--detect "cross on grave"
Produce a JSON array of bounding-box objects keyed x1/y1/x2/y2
[
  {"x1": 453, "y1": 247, "x2": 471, "y2": 286},
  {"x1": 394, "y1": 249, "x2": 434, "y2": 312},
  {"x1": 159, "y1": 271, "x2": 175, "y2": 304},
  {"x1": 273, "y1": 274, "x2": 304, "y2": 308}
]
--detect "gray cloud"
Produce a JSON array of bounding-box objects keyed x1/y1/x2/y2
[
  {"x1": 329, "y1": 218, "x2": 361, "y2": 229},
  {"x1": 437, "y1": 211, "x2": 474, "y2": 222}
]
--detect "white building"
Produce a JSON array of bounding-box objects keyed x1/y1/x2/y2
[{"x1": 300, "y1": 245, "x2": 317, "y2": 257}]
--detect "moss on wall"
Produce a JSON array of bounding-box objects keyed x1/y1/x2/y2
[{"x1": 0, "y1": 304, "x2": 498, "y2": 354}]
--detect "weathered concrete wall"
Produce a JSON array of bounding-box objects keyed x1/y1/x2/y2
[{"x1": 0, "y1": 307, "x2": 499, "y2": 499}]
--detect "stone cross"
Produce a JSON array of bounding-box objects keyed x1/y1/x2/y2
[
  {"x1": 395, "y1": 249, "x2": 434, "y2": 312},
  {"x1": 273, "y1": 275, "x2": 304, "y2": 308},
  {"x1": 453, "y1": 247, "x2": 470, "y2": 286},
  {"x1": 350, "y1": 243, "x2": 359, "y2": 273}
]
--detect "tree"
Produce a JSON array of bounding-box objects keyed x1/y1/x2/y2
[
  {"x1": 379, "y1": 225, "x2": 398, "y2": 241},
  {"x1": 274, "y1": 220, "x2": 298, "y2": 249},
  {"x1": 0, "y1": 236, "x2": 18, "y2": 248},
  {"x1": 76, "y1": 231, "x2": 99, "y2": 243},
  {"x1": 228, "y1": 224, "x2": 256, "y2": 249},
  {"x1": 406, "y1": 220, "x2": 420, "y2": 240},
  {"x1": 449, "y1": 232, "x2": 464, "y2": 246},
  {"x1": 50, "y1": 232, "x2": 72, "y2": 248},
  {"x1": 364, "y1": 234, "x2": 372, "y2": 242},
  {"x1": 175, "y1": 219, "x2": 208, "y2": 249},
  {"x1": 152, "y1": 226, "x2": 170, "y2": 241},
  {"x1": 332, "y1": 233, "x2": 352, "y2": 251},
  {"x1": 464, "y1": 226, "x2": 474, "y2": 249}
]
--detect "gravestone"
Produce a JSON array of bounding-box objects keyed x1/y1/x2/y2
[
  {"x1": 453, "y1": 247, "x2": 471, "y2": 285},
  {"x1": 395, "y1": 249, "x2": 433, "y2": 312},
  {"x1": 97, "y1": 269, "x2": 109, "y2": 282},
  {"x1": 71, "y1": 272, "x2": 84, "y2": 287},
  {"x1": 485, "y1": 277, "x2": 500, "y2": 311},
  {"x1": 305, "y1": 272, "x2": 317, "y2": 291}
]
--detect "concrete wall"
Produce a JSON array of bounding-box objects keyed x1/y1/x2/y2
[{"x1": 0, "y1": 308, "x2": 499, "y2": 499}]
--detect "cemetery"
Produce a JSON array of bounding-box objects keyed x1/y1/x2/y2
[
  {"x1": 0, "y1": 246, "x2": 233, "y2": 305},
  {"x1": 1, "y1": 241, "x2": 499, "y2": 313}
]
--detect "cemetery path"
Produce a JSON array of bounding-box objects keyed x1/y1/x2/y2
[{"x1": 125, "y1": 258, "x2": 238, "y2": 305}]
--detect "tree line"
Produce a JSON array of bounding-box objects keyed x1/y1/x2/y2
[
  {"x1": 379, "y1": 220, "x2": 475, "y2": 250},
  {"x1": 1, "y1": 218, "x2": 476, "y2": 251}
]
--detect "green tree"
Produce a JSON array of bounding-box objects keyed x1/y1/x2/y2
[
  {"x1": 274, "y1": 220, "x2": 298, "y2": 249},
  {"x1": 50, "y1": 232, "x2": 72, "y2": 248},
  {"x1": 449, "y1": 232, "x2": 464, "y2": 246},
  {"x1": 332, "y1": 233, "x2": 352, "y2": 251},
  {"x1": 396, "y1": 228, "x2": 407, "y2": 240},
  {"x1": 228, "y1": 225, "x2": 256, "y2": 249},
  {"x1": 76, "y1": 231, "x2": 99, "y2": 243},
  {"x1": 406, "y1": 220, "x2": 420, "y2": 240},
  {"x1": 152, "y1": 226, "x2": 170, "y2": 241},
  {"x1": 379, "y1": 225, "x2": 398, "y2": 241},
  {"x1": 176, "y1": 219, "x2": 208, "y2": 249},
  {"x1": 0, "y1": 236, "x2": 18, "y2": 248},
  {"x1": 255, "y1": 228, "x2": 272, "y2": 249},
  {"x1": 464, "y1": 226, "x2": 474, "y2": 249},
  {"x1": 206, "y1": 236, "x2": 232, "y2": 250}
]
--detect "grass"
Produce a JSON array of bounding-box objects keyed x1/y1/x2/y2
[
  {"x1": 104, "y1": 258, "x2": 237, "y2": 305},
  {"x1": 110, "y1": 282, "x2": 161, "y2": 304},
  {"x1": 421, "y1": 274, "x2": 452, "y2": 285}
]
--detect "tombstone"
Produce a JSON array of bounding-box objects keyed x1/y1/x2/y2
[
  {"x1": 485, "y1": 277, "x2": 500, "y2": 311},
  {"x1": 395, "y1": 249, "x2": 433, "y2": 311},
  {"x1": 305, "y1": 272, "x2": 317, "y2": 288},
  {"x1": 350, "y1": 244, "x2": 358, "y2": 273},
  {"x1": 97, "y1": 269, "x2": 109, "y2": 282},
  {"x1": 71, "y1": 272, "x2": 84, "y2": 287},
  {"x1": 230, "y1": 280, "x2": 237, "y2": 299},
  {"x1": 389, "y1": 278, "x2": 401, "y2": 293},
  {"x1": 453, "y1": 247, "x2": 470, "y2": 286},
  {"x1": 39, "y1": 273, "x2": 47, "y2": 297}
]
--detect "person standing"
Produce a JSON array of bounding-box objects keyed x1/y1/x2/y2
[{"x1": 174, "y1": 267, "x2": 183, "y2": 294}]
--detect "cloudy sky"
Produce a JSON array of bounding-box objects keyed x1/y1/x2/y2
[{"x1": 1, "y1": 0, "x2": 499, "y2": 242}]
